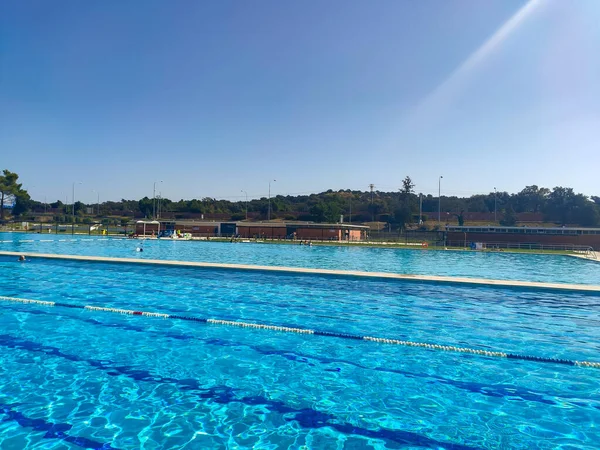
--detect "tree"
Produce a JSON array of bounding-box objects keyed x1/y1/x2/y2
[
  {"x1": 393, "y1": 206, "x2": 412, "y2": 230},
  {"x1": 515, "y1": 185, "x2": 550, "y2": 213},
  {"x1": 571, "y1": 197, "x2": 600, "y2": 227},
  {"x1": 545, "y1": 187, "x2": 577, "y2": 225},
  {"x1": 500, "y1": 205, "x2": 517, "y2": 226},
  {"x1": 138, "y1": 197, "x2": 154, "y2": 218},
  {"x1": 12, "y1": 191, "x2": 32, "y2": 217},
  {"x1": 309, "y1": 202, "x2": 327, "y2": 222},
  {"x1": 400, "y1": 176, "x2": 415, "y2": 195},
  {"x1": 454, "y1": 210, "x2": 465, "y2": 226},
  {"x1": 395, "y1": 176, "x2": 417, "y2": 228},
  {"x1": 0, "y1": 169, "x2": 25, "y2": 220}
]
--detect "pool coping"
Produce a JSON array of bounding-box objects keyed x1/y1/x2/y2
[{"x1": 2, "y1": 250, "x2": 599, "y2": 294}]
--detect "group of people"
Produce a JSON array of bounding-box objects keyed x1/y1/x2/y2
[{"x1": 299, "y1": 240, "x2": 313, "y2": 246}]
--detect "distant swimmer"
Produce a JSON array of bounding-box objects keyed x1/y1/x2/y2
[{"x1": 18, "y1": 255, "x2": 26, "y2": 262}]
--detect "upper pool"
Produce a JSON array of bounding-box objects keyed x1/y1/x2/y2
[{"x1": 1, "y1": 232, "x2": 598, "y2": 285}]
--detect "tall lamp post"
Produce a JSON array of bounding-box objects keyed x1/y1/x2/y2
[
  {"x1": 72, "y1": 182, "x2": 82, "y2": 235},
  {"x1": 438, "y1": 176, "x2": 443, "y2": 224},
  {"x1": 157, "y1": 192, "x2": 161, "y2": 219},
  {"x1": 494, "y1": 187, "x2": 497, "y2": 223},
  {"x1": 153, "y1": 180, "x2": 163, "y2": 219},
  {"x1": 268, "y1": 179, "x2": 276, "y2": 221},
  {"x1": 241, "y1": 190, "x2": 248, "y2": 220}
]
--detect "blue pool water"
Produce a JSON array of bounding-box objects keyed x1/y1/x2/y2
[
  {"x1": 1, "y1": 256, "x2": 600, "y2": 449},
  {"x1": 1, "y1": 232, "x2": 598, "y2": 285}
]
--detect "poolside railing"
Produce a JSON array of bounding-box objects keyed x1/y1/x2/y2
[{"x1": 445, "y1": 241, "x2": 595, "y2": 253}]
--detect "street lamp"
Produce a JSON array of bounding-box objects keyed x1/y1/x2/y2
[
  {"x1": 494, "y1": 187, "x2": 497, "y2": 223},
  {"x1": 153, "y1": 180, "x2": 163, "y2": 219},
  {"x1": 72, "y1": 182, "x2": 82, "y2": 235},
  {"x1": 268, "y1": 179, "x2": 276, "y2": 221},
  {"x1": 92, "y1": 190, "x2": 100, "y2": 216},
  {"x1": 157, "y1": 192, "x2": 162, "y2": 219},
  {"x1": 438, "y1": 176, "x2": 443, "y2": 224},
  {"x1": 241, "y1": 190, "x2": 248, "y2": 220}
]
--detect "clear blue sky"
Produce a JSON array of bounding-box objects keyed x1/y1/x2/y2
[{"x1": 1, "y1": 0, "x2": 599, "y2": 204}]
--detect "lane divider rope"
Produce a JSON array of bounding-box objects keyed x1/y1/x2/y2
[{"x1": 1, "y1": 295, "x2": 598, "y2": 369}]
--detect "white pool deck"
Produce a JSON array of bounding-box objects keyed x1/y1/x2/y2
[
  {"x1": 568, "y1": 253, "x2": 599, "y2": 263},
  {"x1": 2, "y1": 250, "x2": 599, "y2": 293}
]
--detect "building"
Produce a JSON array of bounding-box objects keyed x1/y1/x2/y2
[
  {"x1": 446, "y1": 226, "x2": 600, "y2": 250},
  {"x1": 135, "y1": 220, "x2": 369, "y2": 241},
  {"x1": 236, "y1": 222, "x2": 368, "y2": 241}
]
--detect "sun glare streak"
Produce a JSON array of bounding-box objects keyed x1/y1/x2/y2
[{"x1": 405, "y1": 0, "x2": 545, "y2": 127}]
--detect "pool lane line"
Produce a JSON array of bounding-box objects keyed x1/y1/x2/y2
[
  {"x1": 1, "y1": 295, "x2": 598, "y2": 370},
  {"x1": 1, "y1": 251, "x2": 599, "y2": 294}
]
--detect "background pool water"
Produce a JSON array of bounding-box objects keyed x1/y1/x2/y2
[
  {"x1": 1, "y1": 257, "x2": 600, "y2": 449},
  {"x1": 1, "y1": 232, "x2": 598, "y2": 285}
]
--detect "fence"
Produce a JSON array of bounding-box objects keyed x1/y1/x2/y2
[
  {"x1": 1, "y1": 222, "x2": 132, "y2": 236},
  {"x1": 445, "y1": 240, "x2": 595, "y2": 253},
  {"x1": 367, "y1": 230, "x2": 445, "y2": 245}
]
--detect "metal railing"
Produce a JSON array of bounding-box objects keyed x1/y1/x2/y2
[
  {"x1": 367, "y1": 230, "x2": 445, "y2": 244},
  {"x1": 445, "y1": 240, "x2": 596, "y2": 253},
  {"x1": 0, "y1": 222, "x2": 132, "y2": 236}
]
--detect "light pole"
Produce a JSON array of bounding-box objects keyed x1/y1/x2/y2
[
  {"x1": 157, "y1": 192, "x2": 162, "y2": 219},
  {"x1": 92, "y1": 190, "x2": 100, "y2": 216},
  {"x1": 153, "y1": 180, "x2": 163, "y2": 219},
  {"x1": 72, "y1": 182, "x2": 82, "y2": 235},
  {"x1": 419, "y1": 193, "x2": 423, "y2": 225},
  {"x1": 268, "y1": 179, "x2": 276, "y2": 221},
  {"x1": 438, "y1": 176, "x2": 443, "y2": 224},
  {"x1": 494, "y1": 187, "x2": 497, "y2": 224},
  {"x1": 241, "y1": 190, "x2": 248, "y2": 220}
]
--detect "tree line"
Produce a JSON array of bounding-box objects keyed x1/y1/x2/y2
[{"x1": 2, "y1": 169, "x2": 599, "y2": 228}]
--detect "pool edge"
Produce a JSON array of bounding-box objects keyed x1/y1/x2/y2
[{"x1": 2, "y1": 251, "x2": 599, "y2": 294}]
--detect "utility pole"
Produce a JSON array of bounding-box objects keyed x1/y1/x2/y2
[
  {"x1": 419, "y1": 193, "x2": 423, "y2": 225},
  {"x1": 268, "y1": 179, "x2": 276, "y2": 221},
  {"x1": 438, "y1": 176, "x2": 443, "y2": 224},
  {"x1": 369, "y1": 184, "x2": 375, "y2": 221},
  {"x1": 241, "y1": 190, "x2": 248, "y2": 220},
  {"x1": 494, "y1": 187, "x2": 497, "y2": 223},
  {"x1": 153, "y1": 180, "x2": 163, "y2": 219}
]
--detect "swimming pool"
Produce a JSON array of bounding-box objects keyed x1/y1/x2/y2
[
  {"x1": 1, "y1": 232, "x2": 598, "y2": 285},
  {"x1": 1, "y1": 256, "x2": 599, "y2": 449}
]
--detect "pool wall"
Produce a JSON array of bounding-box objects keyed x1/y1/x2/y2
[{"x1": 2, "y1": 251, "x2": 599, "y2": 294}]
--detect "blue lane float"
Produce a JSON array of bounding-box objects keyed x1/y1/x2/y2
[{"x1": 0, "y1": 295, "x2": 598, "y2": 369}]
